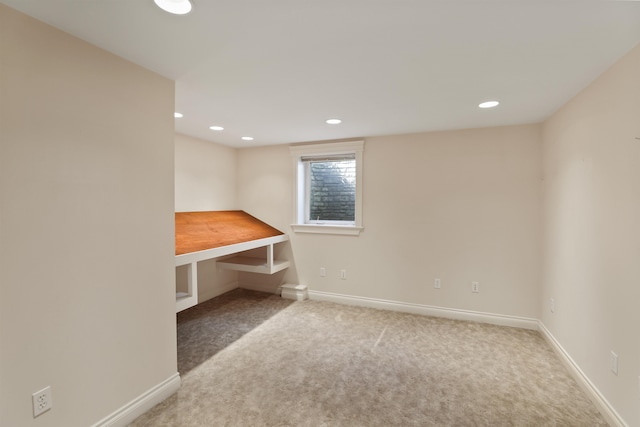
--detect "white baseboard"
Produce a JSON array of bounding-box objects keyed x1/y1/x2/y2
[
  {"x1": 307, "y1": 290, "x2": 539, "y2": 330},
  {"x1": 91, "y1": 372, "x2": 181, "y2": 427},
  {"x1": 308, "y1": 291, "x2": 625, "y2": 424},
  {"x1": 239, "y1": 282, "x2": 281, "y2": 294},
  {"x1": 538, "y1": 322, "x2": 627, "y2": 427},
  {"x1": 199, "y1": 280, "x2": 239, "y2": 303}
]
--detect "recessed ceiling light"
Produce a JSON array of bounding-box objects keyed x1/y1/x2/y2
[
  {"x1": 326, "y1": 118, "x2": 342, "y2": 124},
  {"x1": 241, "y1": 136, "x2": 254, "y2": 141},
  {"x1": 174, "y1": 112, "x2": 183, "y2": 118},
  {"x1": 154, "y1": 0, "x2": 193, "y2": 15},
  {"x1": 209, "y1": 125, "x2": 224, "y2": 131},
  {"x1": 478, "y1": 101, "x2": 500, "y2": 109}
]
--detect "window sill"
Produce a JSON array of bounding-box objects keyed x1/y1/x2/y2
[{"x1": 290, "y1": 224, "x2": 364, "y2": 236}]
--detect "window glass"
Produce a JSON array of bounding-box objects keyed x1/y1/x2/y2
[
  {"x1": 307, "y1": 158, "x2": 356, "y2": 223},
  {"x1": 290, "y1": 140, "x2": 364, "y2": 236}
]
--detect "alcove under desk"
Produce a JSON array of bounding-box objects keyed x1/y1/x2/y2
[{"x1": 175, "y1": 211, "x2": 289, "y2": 313}]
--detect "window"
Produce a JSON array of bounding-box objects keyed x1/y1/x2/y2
[
  {"x1": 290, "y1": 140, "x2": 364, "y2": 235},
  {"x1": 306, "y1": 154, "x2": 355, "y2": 224}
]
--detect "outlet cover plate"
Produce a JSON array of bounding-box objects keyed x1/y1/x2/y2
[{"x1": 32, "y1": 386, "x2": 52, "y2": 418}]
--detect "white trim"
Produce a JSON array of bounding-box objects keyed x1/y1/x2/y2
[
  {"x1": 307, "y1": 290, "x2": 539, "y2": 330},
  {"x1": 239, "y1": 282, "x2": 281, "y2": 293},
  {"x1": 289, "y1": 140, "x2": 364, "y2": 157},
  {"x1": 91, "y1": 373, "x2": 181, "y2": 427},
  {"x1": 290, "y1": 224, "x2": 364, "y2": 236},
  {"x1": 280, "y1": 284, "x2": 309, "y2": 301},
  {"x1": 290, "y1": 140, "x2": 364, "y2": 234},
  {"x1": 538, "y1": 322, "x2": 627, "y2": 427}
]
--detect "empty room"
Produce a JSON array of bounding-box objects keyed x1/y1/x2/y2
[{"x1": 1, "y1": 1, "x2": 639, "y2": 426}]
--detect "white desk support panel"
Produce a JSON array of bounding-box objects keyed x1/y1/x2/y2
[{"x1": 175, "y1": 234, "x2": 289, "y2": 313}]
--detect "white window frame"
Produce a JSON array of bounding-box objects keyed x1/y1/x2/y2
[{"x1": 290, "y1": 140, "x2": 364, "y2": 236}]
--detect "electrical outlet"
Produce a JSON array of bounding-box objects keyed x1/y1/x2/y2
[
  {"x1": 32, "y1": 386, "x2": 52, "y2": 418},
  {"x1": 340, "y1": 269, "x2": 347, "y2": 280},
  {"x1": 471, "y1": 281, "x2": 479, "y2": 293},
  {"x1": 319, "y1": 267, "x2": 326, "y2": 277},
  {"x1": 550, "y1": 298, "x2": 555, "y2": 313},
  {"x1": 434, "y1": 278, "x2": 441, "y2": 289},
  {"x1": 610, "y1": 351, "x2": 619, "y2": 376}
]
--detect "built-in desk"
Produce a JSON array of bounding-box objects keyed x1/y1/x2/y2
[{"x1": 175, "y1": 211, "x2": 289, "y2": 312}]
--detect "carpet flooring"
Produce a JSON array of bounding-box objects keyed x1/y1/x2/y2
[{"x1": 130, "y1": 289, "x2": 608, "y2": 426}]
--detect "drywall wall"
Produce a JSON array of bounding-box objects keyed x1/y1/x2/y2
[
  {"x1": 541, "y1": 43, "x2": 640, "y2": 426},
  {"x1": 175, "y1": 133, "x2": 237, "y2": 212},
  {"x1": 0, "y1": 4, "x2": 177, "y2": 426},
  {"x1": 174, "y1": 134, "x2": 239, "y2": 302},
  {"x1": 237, "y1": 125, "x2": 542, "y2": 319},
  {"x1": 231, "y1": 144, "x2": 293, "y2": 293}
]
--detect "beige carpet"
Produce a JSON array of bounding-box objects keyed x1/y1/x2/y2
[{"x1": 130, "y1": 289, "x2": 608, "y2": 426}]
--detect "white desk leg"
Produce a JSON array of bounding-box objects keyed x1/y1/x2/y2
[
  {"x1": 176, "y1": 261, "x2": 198, "y2": 313},
  {"x1": 188, "y1": 261, "x2": 197, "y2": 299},
  {"x1": 267, "y1": 244, "x2": 274, "y2": 271}
]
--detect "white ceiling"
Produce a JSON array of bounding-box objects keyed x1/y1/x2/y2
[{"x1": 3, "y1": 1, "x2": 640, "y2": 148}]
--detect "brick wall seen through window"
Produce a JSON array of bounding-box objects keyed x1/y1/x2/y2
[{"x1": 308, "y1": 159, "x2": 355, "y2": 222}]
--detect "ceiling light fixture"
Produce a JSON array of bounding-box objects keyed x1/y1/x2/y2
[
  {"x1": 241, "y1": 136, "x2": 254, "y2": 141},
  {"x1": 154, "y1": 0, "x2": 193, "y2": 15},
  {"x1": 478, "y1": 101, "x2": 500, "y2": 109},
  {"x1": 174, "y1": 112, "x2": 183, "y2": 118},
  {"x1": 326, "y1": 118, "x2": 342, "y2": 124},
  {"x1": 209, "y1": 125, "x2": 224, "y2": 131}
]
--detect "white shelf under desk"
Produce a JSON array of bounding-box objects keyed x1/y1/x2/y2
[{"x1": 175, "y1": 234, "x2": 289, "y2": 313}]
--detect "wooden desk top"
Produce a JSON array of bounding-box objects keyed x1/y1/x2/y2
[{"x1": 175, "y1": 211, "x2": 284, "y2": 256}]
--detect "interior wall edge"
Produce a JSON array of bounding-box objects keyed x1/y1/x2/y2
[{"x1": 538, "y1": 322, "x2": 627, "y2": 427}]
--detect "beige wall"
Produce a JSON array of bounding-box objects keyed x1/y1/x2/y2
[
  {"x1": 236, "y1": 143, "x2": 296, "y2": 291},
  {"x1": 174, "y1": 134, "x2": 239, "y2": 301},
  {"x1": 175, "y1": 133, "x2": 237, "y2": 212},
  {"x1": 0, "y1": 5, "x2": 177, "y2": 426},
  {"x1": 175, "y1": 39, "x2": 640, "y2": 427},
  {"x1": 5, "y1": 2, "x2": 634, "y2": 423},
  {"x1": 238, "y1": 125, "x2": 542, "y2": 319},
  {"x1": 541, "y1": 43, "x2": 640, "y2": 426}
]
